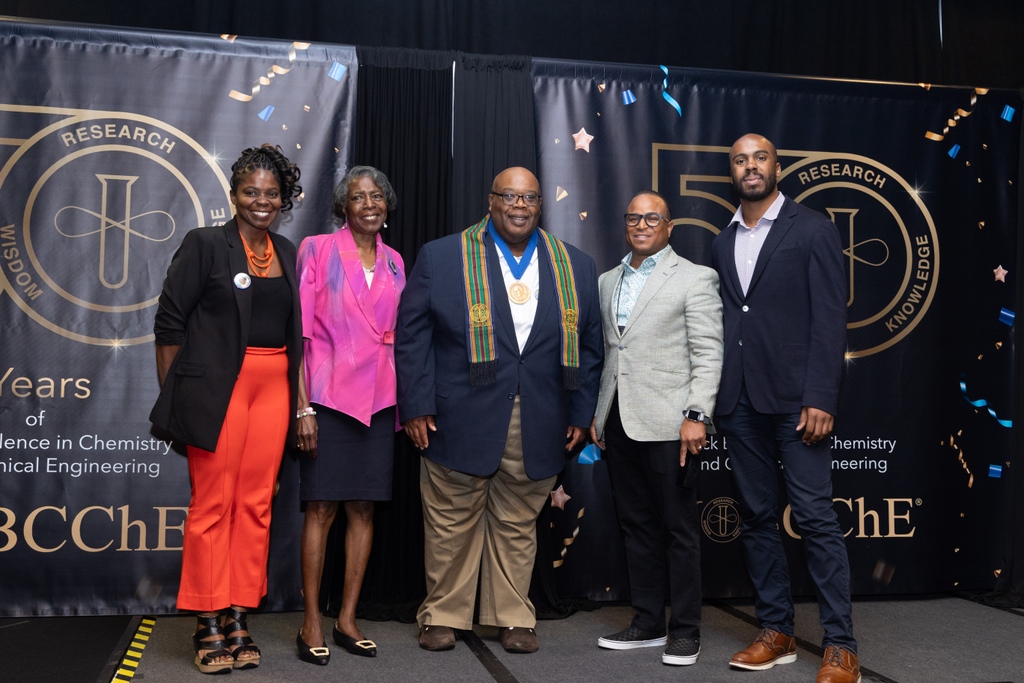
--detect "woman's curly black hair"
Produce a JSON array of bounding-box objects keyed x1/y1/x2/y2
[{"x1": 230, "y1": 144, "x2": 303, "y2": 212}]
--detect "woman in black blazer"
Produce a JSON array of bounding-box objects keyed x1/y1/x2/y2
[{"x1": 150, "y1": 144, "x2": 306, "y2": 674}]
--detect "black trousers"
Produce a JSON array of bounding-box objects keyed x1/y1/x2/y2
[{"x1": 603, "y1": 394, "x2": 702, "y2": 639}]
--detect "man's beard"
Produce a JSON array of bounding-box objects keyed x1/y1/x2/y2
[{"x1": 733, "y1": 170, "x2": 777, "y2": 202}]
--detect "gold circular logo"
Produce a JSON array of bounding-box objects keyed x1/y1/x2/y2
[
  {"x1": 701, "y1": 496, "x2": 741, "y2": 543},
  {"x1": 782, "y1": 154, "x2": 938, "y2": 357},
  {"x1": 470, "y1": 303, "x2": 490, "y2": 324},
  {"x1": 0, "y1": 110, "x2": 231, "y2": 345},
  {"x1": 563, "y1": 308, "x2": 578, "y2": 329}
]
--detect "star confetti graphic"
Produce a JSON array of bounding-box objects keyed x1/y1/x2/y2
[
  {"x1": 572, "y1": 127, "x2": 595, "y2": 152},
  {"x1": 550, "y1": 485, "x2": 571, "y2": 510},
  {"x1": 993, "y1": 265, "x2": 1008, "y2": 282}
]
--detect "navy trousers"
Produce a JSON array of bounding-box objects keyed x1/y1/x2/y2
[{"x1": 717, "y1": 386, "x2": 856, "y2": 652}]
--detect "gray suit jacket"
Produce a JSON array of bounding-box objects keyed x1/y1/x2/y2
[{"x1": 593, "y1": 248, "x2": 724, "y2": 441}]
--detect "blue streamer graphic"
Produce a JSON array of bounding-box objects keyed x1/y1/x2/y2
[
  {"x1": 659, "y1": 65, "x2": 682, "y2": 117},
  {"x1": 959, "y1": 376, "x2": 1013, "y2": 427},
  {"x1": 577, "y1": 444, "x2": 602, "y2": 465}
]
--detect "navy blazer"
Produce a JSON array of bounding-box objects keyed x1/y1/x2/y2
[
  {"x1": 711, "y1": 197, "x2": 847, "y2": 417},
  {"x1": 395, "y1": 228, "x2": 603, "y2": 480},
  {"x1": 149, "y1": 220, "x2": 303, "y2": 452}
]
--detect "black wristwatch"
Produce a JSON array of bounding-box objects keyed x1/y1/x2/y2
[{"x1": 683, "y1": 409, "x2": 706, "y2": 423}]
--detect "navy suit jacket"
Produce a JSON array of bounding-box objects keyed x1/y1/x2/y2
[
  {"x1": 150, "y1": 221, "x2": 302, "y2": 452},
  {"x1": 711, "y1": 197, "x2": 847, "y2": 417},
  {"x1": 396, "y1": 227, "x2": 603, "y2": 480}
]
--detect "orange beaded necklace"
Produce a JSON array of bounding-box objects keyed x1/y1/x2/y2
[{"x1": 241, "y1": 233, "x2": 274, "y2": 277}]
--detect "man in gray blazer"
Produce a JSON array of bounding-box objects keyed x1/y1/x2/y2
[{"x1": 589, "y1": 190, "x2": 723, "y2": 667}]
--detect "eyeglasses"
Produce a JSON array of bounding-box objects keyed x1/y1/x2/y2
[
  {"x1": 490, "y1": 192, "x2": 541, "y2": 207},
  {"x1": 625, "y1": 212, "x2": 667, "y2": 227}
]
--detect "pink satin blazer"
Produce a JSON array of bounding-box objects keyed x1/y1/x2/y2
[{"x1": 297, "y1": 226, "x2": 406, "y2": 426}]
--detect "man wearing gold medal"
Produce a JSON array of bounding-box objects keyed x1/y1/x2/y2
[{"x1": 396, "y1": 167, "x2": 603, "y2": 654}]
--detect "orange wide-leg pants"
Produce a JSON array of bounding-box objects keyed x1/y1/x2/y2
[{"x1": 176, "y1": 347, "x2": 290, "y2": 612}]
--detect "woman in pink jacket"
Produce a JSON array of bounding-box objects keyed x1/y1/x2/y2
[{"x1": 293, "y1": 167, "x2": 405, "y2": 666}]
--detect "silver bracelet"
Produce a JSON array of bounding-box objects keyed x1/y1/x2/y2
[{"x1": 296, "y1": 407, "x2": 317, "y2": 419}]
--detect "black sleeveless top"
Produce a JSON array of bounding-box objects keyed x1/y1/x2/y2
[{"x1": 247, "y1": 276, "x2": 291, "y2": 348}]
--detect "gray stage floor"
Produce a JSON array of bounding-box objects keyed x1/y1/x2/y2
[{"x1": 115, "y1": 597, "x2": 1022, "y2": 683}]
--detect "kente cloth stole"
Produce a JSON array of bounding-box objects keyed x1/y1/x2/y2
[{"x1": 459, "y1": 216, "x2": 580, "y2": 389}]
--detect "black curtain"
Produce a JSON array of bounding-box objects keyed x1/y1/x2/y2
[
  {"x1": 320, "y1": 47, "x2": 455, "y2": 623},
  {"x1": 988, "y1": 117, "x2": 1024, "y2": 608},
  {"x1": 5, "y1": 0, "x2": 1022, "y2": 88},
  {"x1": 452, "y1": 53, "x2": 537, "y2": 230}
]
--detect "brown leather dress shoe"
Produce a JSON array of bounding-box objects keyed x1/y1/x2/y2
[
  {"x1": 816, "y1": 646, "x2": 861, "y2": 683},
  {"x1": 729, "y1": 628, "x2": 797, "y2": 670},
  {"x1": 498, "y1": 626, "x2": 539, "y2": 653},
  {"x1": 418, "y1": 625, "x2": 456, "y2": 651}
]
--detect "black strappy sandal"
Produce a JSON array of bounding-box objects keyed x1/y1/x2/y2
[
  {"x1": 192, "y1": 614, "x2": 234, "y2": 675},
  {"x1": 222, "y1": 607, "x2": 261, "y2": 669}
]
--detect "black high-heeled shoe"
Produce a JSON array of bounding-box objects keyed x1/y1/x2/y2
[
  {"x1": 222, "y1": 607, "x2": 261, "y2": 669},
  {"x1": 333, "y1": 624, "x2": 377, "y2": 657},
  {"x1": 296, "y1": 629, "x2": 331, "y2": 666},
  {"x1": 192, "y1": 614, "x2": 234, "y2": 675}
]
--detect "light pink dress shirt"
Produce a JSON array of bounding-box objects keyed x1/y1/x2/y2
[{"x1": 297, "y1": 225, "x2": 406, "y2": 427}]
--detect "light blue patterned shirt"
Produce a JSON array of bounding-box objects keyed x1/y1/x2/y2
[{"x1": 614, "y1": 245, "x2": 671, "y2": 329}]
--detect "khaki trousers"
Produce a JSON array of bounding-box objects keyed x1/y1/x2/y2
[{"x1": 418, "y1": 397, "x2": 556, "y2": 629}]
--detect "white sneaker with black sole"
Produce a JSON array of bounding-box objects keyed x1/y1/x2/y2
[
  {"x1": 597, "y1": 626, "x2": 668, "y2": 650},
  {"x1": 662, "y1": 637, "x2": 700, "y2": 666}
]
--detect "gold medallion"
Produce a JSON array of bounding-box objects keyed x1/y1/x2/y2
[{"x1": 508, "y1": 281, "x2": 531, "y2": 305}]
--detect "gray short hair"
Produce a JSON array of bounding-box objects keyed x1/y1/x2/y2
[{"x1": 332, "y1": 166, "x2": 397, "y2": 221}]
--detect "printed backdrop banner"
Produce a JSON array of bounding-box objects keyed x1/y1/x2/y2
[
  {"x1": 0, "y1": 20, "x2": 356, "y2": 615},
  {"x1": 532, "y1": 60, "x2": 1021, "y2": 599}
]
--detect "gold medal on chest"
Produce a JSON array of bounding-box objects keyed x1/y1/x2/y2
[{"x1": 508, "y1": 281, "x2": 531, "y2": 305}]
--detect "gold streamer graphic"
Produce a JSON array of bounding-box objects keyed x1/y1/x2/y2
[
  {"x1": 925, "y1": 88, "x2": 988, "y2": 141},
  {"x1": 552, "y1": 508, "x2": 585, "y2": 568},
  {"x1": 949, "y1": 433, "x2": 974, "y2": 488},
  {"x1": 229, "y1": 42, "x2": 310, "y2": 102}
]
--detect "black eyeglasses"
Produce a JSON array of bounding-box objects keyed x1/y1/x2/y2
[
  {"x1": 625, "y1": 212, "x2": 667, "y2": 227},
  {"x1": 490, "y1": 192, "x2": 541, "y2": 207}
]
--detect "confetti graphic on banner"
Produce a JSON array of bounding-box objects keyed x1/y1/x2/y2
[
  {"x1": 949, "y1": 432, "x2": 975, "y2": 488},
  {"x1": 257, "y1": 105, "x2": 274, "y2": 121},
  {"x1": 552, "y1": 508, "x2": 585, "y2": 568},
  {"x1": 622, "y1": 90, "x2": 637, "y2": 105},
  {"x1": 989, "y1": 464, "x2": 1003, "y2": 478},
  {"x1": 925, "y1": 87, "x2": 988, "y2": 141},
  {"x1": 572, "y1": 127, "x2": 594, "y2": 152},
  {"x1": 228, "y1": 42, "x2": 311, "y2": 102},
  {"x1": 959, "y1": 376, "x2": 1013, "y2": 427},
  {"x1": 1001, "y1": 105, "x2": 1016, "y2": 122},
  {"x1": 555, "y1": 186, "x2": 569, "y2": 201},
  {"x1": 998, "y1": 307, "x2": 1014, "y2": 326},
  {"x1": 550, "y1": 485, "x2": 571, "y2": 510},
  {"x1": 597, "y1": 83, "x2": 606, "y2": 93},
  {"x1": 579, "y1": 212, "x2": 588, "y2": 220},
  {"x1": 328, "y1": 62, "x2": 347, "y2": 81},
  {"x1": 948, "y1": 144, "x2": 961, "y2": 158},
  {"x1": 871, "y1": 559, "x2": 895, "y2": 586},
  {"x1": 993, "y1": 265, "x2": 1008, "y2": 282},
  {"x1": 659, "y1": 65, "x2": 683, "y2": 117},
  {"x1": 577, "y1": 443, "x2": 601, "y2": 464}
]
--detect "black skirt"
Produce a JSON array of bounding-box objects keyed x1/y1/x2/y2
[{"x1": 299, "y1": 404, "x2": 396, "y2": 502}]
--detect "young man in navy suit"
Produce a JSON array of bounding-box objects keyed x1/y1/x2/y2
[{"x1": 711, "y1": 134, "x2": 860, "y2": 683}]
